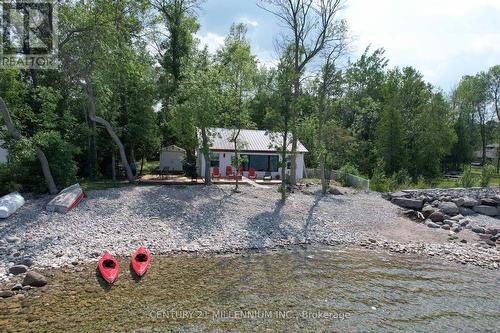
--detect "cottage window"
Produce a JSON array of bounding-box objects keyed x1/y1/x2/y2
[
  {"x1": 242, "y1": 155, "x2": 279, "y2": 172},
  {"x1": 209, "y1": 152, "x2": 219, "y2": 168}
]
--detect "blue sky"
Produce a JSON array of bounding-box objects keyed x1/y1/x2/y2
[{"x1": 196, "y1": 0, "x2": 500, "y2": 92}]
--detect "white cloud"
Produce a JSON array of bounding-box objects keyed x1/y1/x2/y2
[
  {"x1": 345, "y1": 0, "x2": 500, "y2": 89},
  {"x1": 196, "y1": 32, "x2": 225, "y2": 53},
  {"x1": 238, "y1": 17, "x2": 259, "y2": 27}
]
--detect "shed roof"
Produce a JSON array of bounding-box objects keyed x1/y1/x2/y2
[
  {"x1": 203, "y1": 128, "x2": 308, "y2": 153},
  {"x1": 162, "y1": 145, "x2": 186, "y2": 152}
]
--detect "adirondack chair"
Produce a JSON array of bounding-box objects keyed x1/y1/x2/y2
[
  {"x1": 248, "y1": 168, "x2": 257, "y2": 180},
  {"x1": 226, "y1": 165, "x2": 234, "y2": 179},
  {"x1": 212, "y1": 167, "x2": 221, "y2": 180}
]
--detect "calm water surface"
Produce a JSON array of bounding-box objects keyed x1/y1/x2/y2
[{"x1": 0, "y1": 246, "x2": 499, "y2": 332}]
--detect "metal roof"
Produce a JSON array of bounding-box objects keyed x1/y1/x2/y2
[
  {"x1": 162, "y1": 145, "x2": 186, "y2": 152},
  {"x1": 204, "y1": 128, "x2": 308, "y2": 153}
]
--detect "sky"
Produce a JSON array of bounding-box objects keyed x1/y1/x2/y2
[{"x1": 196, "y1": 0, "x2": 500, "y2": 92}]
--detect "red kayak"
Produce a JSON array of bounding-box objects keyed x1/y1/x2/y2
[
  {"x1": 131, "y1": 247, "x2": 151, "y2": 277},
  {"x1": 98, "y1": 252, "x2": 120, "y2": 283}
]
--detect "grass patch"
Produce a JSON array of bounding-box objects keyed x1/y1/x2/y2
[{"x1": 139, "y1": 160, "x2": 160, "y2": 175}]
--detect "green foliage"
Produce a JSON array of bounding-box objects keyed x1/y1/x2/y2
[
  {"x1": 456, "y1": 167, "x2": 479, "y2": 188},
  {"x1": 480, "y1": 164, "x2": 496, "y2": 187},
  {"x1": 370, "y1": 159, "x2": 388, "y2": 192},
  {"x1": 0, "y1": 164, "x2": 22, "y2": 196},
  {"x1": 339, "y1": 163, "x2": 359, "y2": 187}
]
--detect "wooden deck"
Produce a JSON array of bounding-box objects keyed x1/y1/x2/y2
[{"x1": 138, "y1": 175, "x2": 282, "y2": 186}]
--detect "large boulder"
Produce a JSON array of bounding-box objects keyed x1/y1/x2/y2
[
  {"x1": 389, "y1": 191, "x2": 409, "y2": 199},
  {"x1": 459, "y1": 207, "x2": 475, "y2": 216},
  {"x1": 0, "y1": 290, "x2": 14, "y2": 298},
  {"x1": 473, "y1": 205, "x2": 498, "y2": 217},
  {"x1": 493, "y1": 195, "x2": 500, "y2": 204},
  {"x1": 8, "y1": 265, "x2": 28, "y2": 275},
  {"x1": 22, "y1": 271, "x2": 47, "y2": 287},
  {"x1": 462, "y1": 197, "x2": 479, "y2": 208},
  {"x1": 450, "y1": 214, "x2": 464, "y2": 222},
  {"x1": 422, "y1": 205, "x2": 436, "y2": 218},
  {"x1": 438, "y1": 202, "x2": 459, "y2": 216},
  {"x1": 480, "y1": 198, "x2": 497, "y2": 206},
  {"x1": 425, "y1": 220, "x2": 440, "y2": 228},
  {"x1": 471, "y1": 226, "x2": 486, "y2": 234},
  {"x1": 392, "y1": 198, "x2": 424, "y2": 210},
  {"x1": 429, "y1": 211, "x2": 445, "y2": 222}
]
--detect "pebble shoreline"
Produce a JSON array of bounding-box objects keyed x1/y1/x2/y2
[{"x1": 1, "y1": 185, "x2": 499, "y2": 288}]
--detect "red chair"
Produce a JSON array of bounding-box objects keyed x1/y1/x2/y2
[
  {"x1": 237, "y1": 166, "x2": 243, "y2": 179},
  {"x1": 212, "y1": 167, "x2": 221, "y2": 180},
  {"x1": 248, "y1": 168, "x2": 257, "y2": 180},
  {"x1": 226, "y1": 165, "x2": 234, "y2": 179}
]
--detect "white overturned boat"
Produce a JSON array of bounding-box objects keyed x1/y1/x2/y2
[
  {"x1": 0, "y1": 192, "x2": 25, "y2": 219},
  {"x1": 46, "y1": 184, "x2": 84, "y2": 213}
]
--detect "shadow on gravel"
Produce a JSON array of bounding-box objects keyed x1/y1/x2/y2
[
  {"x1": 303, "y1": 194, "x2": 323, "y2": 242},
  {"x1": 245, "y1": 200, "x2": 293, "y2": 248},
  {"x1": 95, "y1": 267, "x2": 113, "y2": 291}
]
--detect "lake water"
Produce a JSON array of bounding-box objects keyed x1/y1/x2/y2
[{"x1": 0, "y1": 246, "x2": 499, "y2": 332}]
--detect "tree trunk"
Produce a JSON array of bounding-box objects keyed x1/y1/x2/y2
[
  {"x1": 130, "y1": 146, "x2": 136, "y2": 164},
  {"x1": 111, "y1": 151, "x2": 116, "y2": 181},
  {"x1": 320, "y1": 155, "x2": 327, "y2": 194},
  {"x1": 233, "y1": 129, "x2": 241, "y2": 192},
  {"x1": 318, "y1": 83, "x2": 327, "y2": 194},
  {"x1": 85, "y1": 83, "x2": 134, "y2": 182},
  {"x1": 0, "y1": 97, "x2": 58, "y2": 194},
  {"x1": 200, "y1": 127, "x2": 212, "y2": 185},
  {"x1": 289, "y1": 75, "x2": 300, "y2": 186},
  {"x1": 289, "y1": 136, "x2": 298, "y2": 185},
  {"x1": 281, "y1": 132, "x2": 288, "y2": 202},
  {"x1": 140, "y1": 156, "x2": 145, "y2": 176},
  {"x1": 90, "y1": 120, "x2": 97, "y2": 179}
]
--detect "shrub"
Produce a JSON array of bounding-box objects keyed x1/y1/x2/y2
[
  {"x1": 394, "y1": 169, "x2": 412, "y2": 188},
  {"x1": 339, "y1": 163, "x2": 360, "y2": 187},
  {"x1": 456, "y1": 167, "x2": 479, "y2": 188},
  {"x1": 0, "y1": 164, "x2": 22, "y2": 196},
  {"x1": 480, "y1": 164, "x2": 496, "y2": 187},
  {"x1": 7, "y1": 132, "x2": 79, "y2": 193},
  {"x1": 415, "y1": 176, "x2": 427, "y2": 189},
  {"x1": 370, "y1": 159, "x2": 388, "y2": 192}
]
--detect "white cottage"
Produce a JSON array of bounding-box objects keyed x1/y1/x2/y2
[
  {"x1": 160, "y1": 145, "x2": 186, "y2": 172},
  {"x1": 197, "y1": 128, "x2": 308, "y2": 181}
]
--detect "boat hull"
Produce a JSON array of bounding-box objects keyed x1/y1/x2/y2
[{"x1": 131, "y1": 247, "x2": 151, "y2": 277}]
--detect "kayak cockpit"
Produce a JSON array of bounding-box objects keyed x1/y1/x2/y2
[
  {"x1": 103, "y1": 259, "x2": 116, "y2": 268},
  {"x1": 136, "y1": 254, "x2": 148, "y2": 262}
]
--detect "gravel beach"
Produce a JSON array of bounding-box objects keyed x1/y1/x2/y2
[{"x1": 1, "y1": 185, "x2": 499, "y2": 283}]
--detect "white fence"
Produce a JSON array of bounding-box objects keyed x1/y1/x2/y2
[{"x1": 304, "y1": 168, "x2": 370, "y2": 191}]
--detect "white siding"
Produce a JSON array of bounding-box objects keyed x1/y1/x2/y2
[{"x1": 160, "y1": 150, "x2": 184, "y2": 171}]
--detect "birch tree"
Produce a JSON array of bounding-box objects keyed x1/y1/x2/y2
[{"x1": 258, "y1": 0, "x2": 346, "y2": 185}]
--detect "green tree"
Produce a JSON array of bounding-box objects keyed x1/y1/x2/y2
[
  {"x1": 172, "y1": 49, "x2": 221, "y2": 184},
  {"x1": 258, "y1": 0, "x2": 347, "y2": 185},
  {"x1": 151, "y1": 0, "x2": 203, "y2": 146},
  {"x1": 454, "y1": 74, "x2": 490, "y2": 165},
  {"x1": 217, "y1": 23, "x2": 257, "y2": 191}
]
